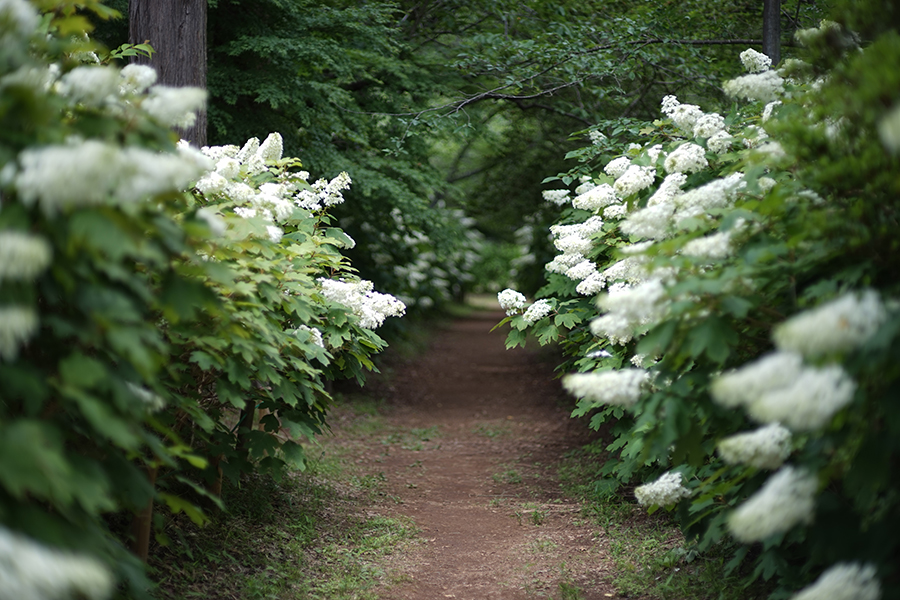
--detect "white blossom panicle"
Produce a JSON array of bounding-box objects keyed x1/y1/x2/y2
[
  {"x1": 294, "y1": 324, "x2": 325, "y2": 349},
  {"x1": 0, "y1": 0, "x2": 39, "y2": 40},
  {"x1": 646, "y1": 144, "x2": 664, "y2": 163},
  {"x1": 878, "y1": 104, "x2": 900, "y2": 153},
  {"x1": 762, "y1": 100, "x2": 783, "y2": 122},
  {"x1": 590, "y1": 312, "x2": 635, "y2": 345},
  {"x1": 627, "y1": 143, "x2": 642, "y2": 152},
  {"x1": 545, "y1": 252, "x2": 585, "y2": 275},
  {"x1": 592, "y1": 279, "x2": 667, "y2": 345},
  {"x1": 574, "y1": 178, "x2": 596, "y2": 195},
  {"x1": 195, "y1": 172, "x2": 228, "y2": 196},
  {"x1": 710, "y1": 351, "x2": 805, "y2": 409},
  {"x1": 791, "y1": 563, "x2": 881, "y2": 600},
  {"x1": 562, "y1": 368, "x2": 650, "y2": 408},
  {"x1": 319, "y1": 278, "x2": 406, "y2": 329},
  {"x1": 566, "y1": 259, "x2": 597, "y2": 282},
  {"x1": 758, "y1": 177, "x2": 777, "y2": 192},
  {"x1": 647, "y1": 173, "x2": 687, "y2": 206},
  {"x1": 0, "y1": 526, "x2": 114, "y2": 600},
  {"x1": 572, "y1": 183, "x2": 618, "y2": 211},
  {"x1": 195, "y1": 207, "x2": 226, "y2": 237},
  {"x1": 295, "y1": 172, "x2": 352, "y2": 211},
  {"x1": 0, "y1": 231, "x2": 51, "y2": 281},
  {"x1": 661, "y1": 95, "x2": 704, "y2": 135},
  {"x1": 0, "y1": 305, "x2": 38, "y2": 361},
  {"x1": 265, "y1": 225, "x2": 283, "y2": 243},
  {"x1": 635, "y1": 471, "x2": 692, "y2": 507},
  {"x1": 257, "y1": 132, "x2": 283, "y2": 163},
  {"x1": 728, "y1": 466, "x2": 817, "y2": 542},
  {"x1": 215, "y1": 156, "x2": 241, "y2": 179},
  {"x1": 498, "y1": 288, "x2": 527, "y2": 316},
  {"x1": 740, "y1": 48, "x2": 773, "y2": 73},
  {"x1": 718, "y1": 423, "x2": 792, "y2": 470},
  {"x1": 233, "y1": 206, "x2": 256, "y2": 219},
  {"x1": 235, "y1": 137, "x2": 259, "y2": 164},
  {"x1": 542, "y1": 189, "x2": 571, "y2": 206},
  {"x1": 707, "y1": 130, "x2": 735, "y2": 154},
  {"x1": 682, "y1": 230, "x2": 735, "y2": 260},
  {"x1": 589, "y1": 129, "x2": 607, "y2": 145},
  {"x1": 603, "y1": 204, "x2": 627, "y2": 219},
  {"x1": 14, "y1": 140, "x2": 210, "y2": 215},
  {"x1": 772, "y1": 290, "x2": 887, "y2": 358},
  {"x1": 57, "y1": 66, "x2": 119, "y2": 106},
  {"x1": 723, "y1": 70, "x2": 785, "y2": 103},
  {"x1": 664, "y1": 143, "x2": 709, "y2": 174},
  {"x1": 602, "y1": 255, "x2": 650, "y2": 286},
  {"x1": 576, "y1": 272, "x2": 606, "y2": 296},
  {"x1": 747, "y1": 364, "x2": 856, "y2": 431},
  {"x1": 620, "y1": 202, "x2": 675, "y2": 240},
  {"x1": 614, "y1": 165, "x2": 656, "y2": 198},
  {"x1": 141, "y1": 85, "x2": 207, "y2": 128},
  {"x1": 523, "y1": 299, "x2": 554, "y2": 324},
  {"x1": 692, "y1": 112, "x2": 726, "y2": 139},
  {"x1": 674, "y1": 173, "x2": 745, "y2": 223},
  {"x1": 604, "y1": 156, "x2": 631, "y2": 179},
  {"x1": 125, "y1": 382, "x2": 166, "y2": 413},
  {"x1": 119, "y1": 64, "x2": 157, "y2": 95}
]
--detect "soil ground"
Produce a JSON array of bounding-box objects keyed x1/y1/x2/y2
[{"x1": 324, "y1": 306, "x2": 630, "y2": 600}]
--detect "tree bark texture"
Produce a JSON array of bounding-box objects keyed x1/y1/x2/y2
[
  {"x1": 762, "y1": 0, "x2": 782, "y2": 65},
  {"x1": 129, "y1": 0, "x2": 207, "y2": 146}
]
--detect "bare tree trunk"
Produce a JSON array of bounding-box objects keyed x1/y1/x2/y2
[
  {"x1": 762, "y1": 0, "x2": 782, "y2": 65},
  {"x1": 129, "y1": 0, "x2": 207, "y2": 146}
]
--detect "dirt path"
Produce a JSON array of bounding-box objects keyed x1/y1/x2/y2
[{"x1": 327, "y1": 307, "x2": 627, "y2": 600}]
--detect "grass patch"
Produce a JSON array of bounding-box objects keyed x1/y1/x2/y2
[
  {"x1": 149, "y1": 464, "x2": 418, "y2": 599},
  {"x1": 472, "y1": 422, "x2": 513, "y2": 438},
  {"x1": 558, "y1": 440, "x2": 765, "y2": 600}
]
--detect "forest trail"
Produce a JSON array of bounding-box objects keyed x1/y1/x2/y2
[{"x1": 325, "y1": 305, "x2": 628, "y2": 600}]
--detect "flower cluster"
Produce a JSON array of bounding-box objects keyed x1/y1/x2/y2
[
  {"x1": 635, "y1": 471, "x2": 692, "y2": 507},
  {"x1": 318, "y1": 278, "x2": 406, "y2": 329},
  {"x1": 0, "y1": 525, "x2": 113, "y2": 600},
  {"x1": 561, "y1": 368, "x2": 650, "y2": 408},
  {"x1": 0, "y1": 231, "x2": 51, "y2": 281},
  {"x1": 497, "y1": 288, "x2": 527, "y2": 315},
  {"x1": 717, "y1": 423, "x2": 792, "y2": 470},
  {"x1": 522, "y1": 299, "x2": 554, "y2": 324},
  {"x1": 791, "y1": 563, "x2": 880, "y2": 600},
  {"x1": 728, "y1": 466, "x2": 817, "y2": 542}
]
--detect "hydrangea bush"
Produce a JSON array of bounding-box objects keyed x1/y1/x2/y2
[
  {"x1": 497, "y1": 23, "x2": 899, "y2": 599},
  {"x1": 0, "y1": 1, "x2": 403, "y2": 595}
]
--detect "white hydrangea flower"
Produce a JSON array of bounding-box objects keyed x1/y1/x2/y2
[
  {"x1": 664, "y1": 142, "x2": 708, "y2": 174},
  {"x1": 235, "y1": 137, "x2": 260, "y2": 164},
  {"x1": 566, "y1": 259, "x2": 597, "y2": 282},
  {"x1": 710, "y1": 351, "x2": 805, "y2": 409},
  {"x1": 592, "y1": 279, "x2": 667, "y2": 345},
  {"x1": 590, "y1": 312, "x2": 635, "y2": 345},
  {"x1": 740, "y1": 48, "x2": 773, "y2": 73},
  {"x1": 682, "y1": 230, "x2": 735, "y2": 260},
  {"x1": 142, "y1": 85, "x2": 207, "y2": 128},
  {"x1": 119, "y1": 64, "x2": 157, "y2": 95},
  {"x1": 707, "y1": 130, "x2": 735, "y2": 154},
  {"x1": 604, "y1": 156, "x2": 631, "y2": 179},
  {"x1": 692, "y1": 112, "x2": 726, "y2": 139},
  {"x1": 878, "y1": 103, "x2": 900, "y2": 153},
  {"x1": 554, "y1": 234, "x2": 593, "y2": 256},
  {"x1": 497, "y1": 288, "x2": 527, "y2": 315},
  {"x1": 718, "y1": 423, "x2": 792, "y2": 470},
  {"x1": 647, "y1": 173, "x2": 687, "y2": 206},
  {"x1": 635, "y1": 471, "x2": 692, "y2": 507},
  {"x1": 0, "y1": 231, "x2": 51, "y2": 281},
  {"x1": 295, "y1": 172, "x2": 352, "y2": 211},
  {"x1": 576, "y1": 272, "x2": 607, "y2": 296},
  {"x1": 762, "y1": 100, "x2": 782, "y2": 122},
  {"x1": 723, "y1": 70, "x2": 785, "y2": 103},
  {"x1": 195, "y1": 172, "x2": 228, "y2": 196},
  {"x1": 602, "y1": 255, "x2": 650, "y2": 286},
  {"x1": 522, "y1": 299, "x2": 554, "y2": 324},
  {"x1": 791, "y1": 563, "x2": 880, "y2": 600},
  {"x1": 545, "y1": 252, "x2": 585, "y2": 275},
  {"x1": 572, "y1": 183, "x2": 618, "y2": 211},
  {"x1": 574, "y1": 178, "x2": 596, "y2": 195},
  {"x1": 196, "y1": 207, "x2": 226, "y2": 237},
  {"x1": 0, "y1": 0, "x2": 40, "y2": 40},
  {"x1": 0, "y1": 526, "x2": 114, "y2": 600},
  {"x1": 620, "y1": 202, "x2": 675, "y2": 240},
  {"x1": 542, "y1": 189, "x2": 571, "y2": 206},
  {"x1": 747, "y1": 364, "x2": 856, "y2": 431},
  {"x1": 0, "y1": 305, "x2": 38, "y2": 361},
  {"x1": 602, "y1": 204, "x2": 627, "y2": 219},
  {"x1": 125, "y1": 382, "x2": 166, "y2": 413},
  {"x1": 215, "y1": 156, "x2": 241, "y2": 180},
  {"x1": 265, "y1": 225, "x2": 283, "y2": 243},
  {"x1": 294, "y1": 324, "x2": 325, "y2": 349},
  {"x1": 614, "y1": 165, "x2": 656, "y2": 198},
  {"x1": 562, "y1": 368, "x2": 650, "y2": 408},
  {"x1": 772, "y1": 290, "x2": 887, "y2": 358},
  {"x1": 674, "y1": 173, "x2": 745, "y2": 223},
  {"x1": 257, "y1": 132, "x2": 283, "y2": 163},
  {"x1": 319, "y1": 278, "x2": 405, "y2": 329},
  {"x1": 758, "y1": 177, "x2": 777, "y2": 192},
  {"x1": 57, "y1": 65, "x2": 119, "y2": 106},
  {"x1": 728, "y1": 466, "x2": 817, "y2": 542},
  {"x1": 589, "y1": 129, "x2": 606, "y2": 144},
  {"x1": 646, "y1": 144, "x2": 664, "y2": 163}
]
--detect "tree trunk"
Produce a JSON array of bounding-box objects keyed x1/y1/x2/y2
[
  {"x1": 129, "y1": 0, "x2": 207, "y2": 146},
  {"x1": 762, "y1": 0, "x2": 781, "y2": 66},
  {"x1": 130, "y1": 465, "x2": 158, "y2": 562}
]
